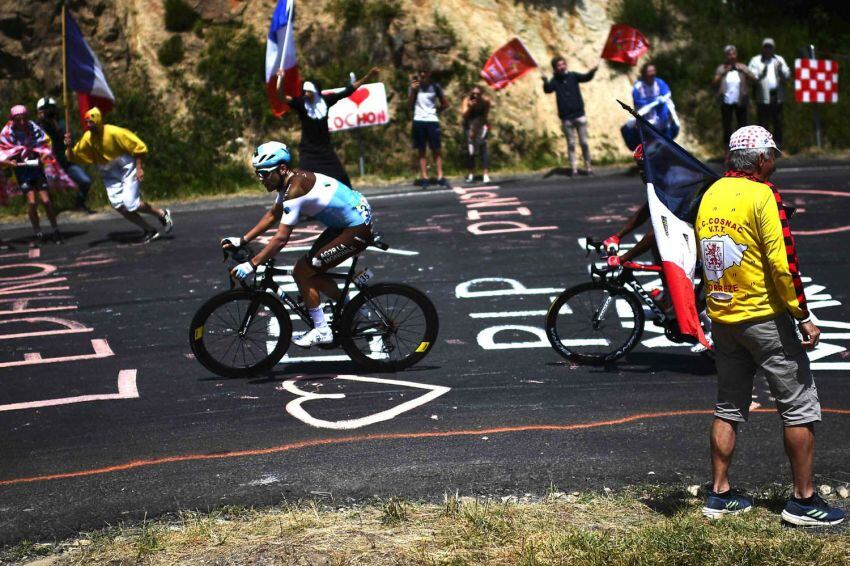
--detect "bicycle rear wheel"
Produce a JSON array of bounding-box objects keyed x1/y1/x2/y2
[
  {"x1": 545, "y1": 282, "x2": 644, "y2": 364},
  {"x1": 339, "y1": 283, "x2": 439, "y2": 372},
  {"x1": 190, "y1": 290, "x2": 292, "y2": 378}
]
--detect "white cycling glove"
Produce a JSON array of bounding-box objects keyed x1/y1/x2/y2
[
  {"x1": 233, "y1": 261, "x2": 255, "y2": 280},
  {"x1": 221, "y1": 236, "x2": 244, "y2": 248}
]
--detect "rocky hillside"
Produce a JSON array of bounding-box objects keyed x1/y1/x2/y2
[{"x1": 1, "y1": 0, "x2": 652, "y2": 167}]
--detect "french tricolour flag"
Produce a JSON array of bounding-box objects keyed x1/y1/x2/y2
[
  {"x1": 628, "y1": 102, "x2": 719, "y2": 348},
  {"x1": 65, "y1": 9, "x2": 115, "y2": 125},
  {"x1": 265, "y1": 0, "x2": 301, "y2": 116}
]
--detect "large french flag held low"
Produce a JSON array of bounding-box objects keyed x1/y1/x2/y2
[
  {"x1": 265, "y1": 0, "x2": 302, "y2": 116},
  {"x1": 623, "y1": 101, "x2": 718, "y2": 348},
  {"x1": 65, "y1": 9, "x2": 115, "y2": 125}
]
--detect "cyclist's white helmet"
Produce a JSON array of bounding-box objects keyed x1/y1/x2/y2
[{"x1": 252, "y1": 141, "x2": 291, "y2": 171}]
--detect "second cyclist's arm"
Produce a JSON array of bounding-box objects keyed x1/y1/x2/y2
[
  {"x1": 249, "y1": 223, "x2": 294, "y2": 268},
  {"x1": 620, "y1": 229, "x2": 655, "y2": 262},
  {"x1": 615, "y1": 202, "x2": 650, "y2": 240},
  {"x1": 242, "y1": 203, "x2": 284, "y2": 244}
]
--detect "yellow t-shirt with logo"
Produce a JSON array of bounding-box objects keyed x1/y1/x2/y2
[{"x1": 695, "y1": 176, "x2": 809, "y2": 324}]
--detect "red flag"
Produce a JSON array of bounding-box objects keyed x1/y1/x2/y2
[
  {"x1": 601, "y1": 24, "x2": 650, "y2": 66},
  {"x1": 480, "y1": 38, "x2": 538, "y2": 90}
]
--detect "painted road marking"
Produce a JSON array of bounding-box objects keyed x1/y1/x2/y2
[
  {"x1": 0, "y1": 370, "x2": 138, "y2": 412},
  {"x1": 283, "y1": 374, "x2": 450, "y2": 430},
  {"x1": 0, "y1": 338, "x2": 114, "y2": 368},
  {"x1": 3, "y1": 407, "x2": 848, "y2": 487},
  {"x1": 469, "y1": 310, "x2": 548, "y2": 319}
]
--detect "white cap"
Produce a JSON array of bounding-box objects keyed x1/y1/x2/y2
[
  {"x1": 302, "y1": 81, "x2": 317, "y2": 93},
  {"x1": 729, "y1": 125, "x2": 780, "y2": 153},
  {"x1": 762, "y1": 37, "x2": 775, "y2": 47},
  {"x1": 36, "y1": 97, "x2": 57, "y2": 110}
]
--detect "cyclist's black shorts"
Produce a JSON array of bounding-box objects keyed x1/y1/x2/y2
[{"x1": 306, "y1": 224, "x2": 372, "y2": 271}]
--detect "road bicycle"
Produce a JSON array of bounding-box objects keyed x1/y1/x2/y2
[
  {"x1": 545, "y1": 237, "x2": 709, "y2": 365},
  {"x1": 190, "y1": 233, "x2": 439, "y2": 377}
]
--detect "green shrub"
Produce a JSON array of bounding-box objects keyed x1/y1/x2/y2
[
  {"x1": 164, "y1": 0, "x2": 198, "y2": 33},
  {"x1": 157, "y1": 35, "x2": 184, "y2": 67},
  {"x1": 610, "y1": 0, "x2": 675, "y2": 40}
]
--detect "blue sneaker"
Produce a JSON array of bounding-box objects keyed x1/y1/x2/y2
[
  {"x1": 702, "y1": 489, "x2": 753, "y2": 519},
  {"x1": 781, "y1": 494, "x2": 845, "y2": 526}
]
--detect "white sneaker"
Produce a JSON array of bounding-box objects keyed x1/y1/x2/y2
[
  {"x1": 465, "y1": 174, "x2": 474, "y2": 183},
  {"x1": 159, "y1": 208, "x2": 173, "y2": 234},
  {"x1": 293, "y1": 327, "x2": 334, "y2": 348},
  {"x1": 482, "y1": 174, "x2": 490, "y2": 183},
  {"x1": 369, "y1": 335, "x2": 390, "y2": 359}
]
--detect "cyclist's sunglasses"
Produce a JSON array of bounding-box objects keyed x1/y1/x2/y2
[{"x1": 255, "y1": 167, "x2": 277, "y2": 179}]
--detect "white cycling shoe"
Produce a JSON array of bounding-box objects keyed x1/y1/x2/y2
[
  {"x1": 293, "y1": 327, "x2": 334, "y2": 348},
  {"x1": 369, "y1": 335, "x2": 390, "y2": 359}
]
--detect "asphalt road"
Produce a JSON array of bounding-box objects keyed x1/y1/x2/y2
[{"x1": 2, "y1": 166, "x2": 849, "y2": 543}]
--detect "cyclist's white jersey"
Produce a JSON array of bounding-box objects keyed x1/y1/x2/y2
[{"x1": 275, "y1": 173, "x2": 372, "y2": 228}]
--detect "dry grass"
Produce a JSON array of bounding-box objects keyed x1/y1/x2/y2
[{"x1": 4, "y1": 487, "x2": 849, "y2": 565}]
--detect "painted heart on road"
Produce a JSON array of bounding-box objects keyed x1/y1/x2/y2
[
  {"x1": 282, "y1": 374, "x2": 450, "y2": 429},
  {"x1": 348, "y1": 87, "x2": 370, "y2": 107}
]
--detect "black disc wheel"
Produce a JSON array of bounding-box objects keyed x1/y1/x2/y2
[
  {"x1": 545, "y1": 282, "x2": 644, "y2": 364},
  {"x1": 339, "y1": 283, "x2": 439, "y2": 372},
  {"x1": 190, "y1": 290, "x2": 292, "y2": 378}
]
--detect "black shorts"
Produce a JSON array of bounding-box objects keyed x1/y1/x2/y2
[
  {"x1": 306, "y1": 224, "x2": 372, "y2": 271},
  {"x1": 15, "y1": 166, "x2": 47, "y2": 192},
  {"x1": 411, "y1": 121, "x2": 441, "y2": 151}
]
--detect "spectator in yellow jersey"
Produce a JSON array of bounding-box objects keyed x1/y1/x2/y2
[
  {"x1": 695, "y1": 125, "x2": 843, "y2": 526},
  {"x1": 65, "y1": 108, "x2": 173, "y2": 243}
]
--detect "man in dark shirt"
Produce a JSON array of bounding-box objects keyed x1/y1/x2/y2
[
  {"x1": 542, "y1": 56, "x2": 599, "y2": 176},
  {"x1": 35, "y1": 97, "x2": 94, "y2": 213},
  {"x1": 279, "y1": 67, "x2": 379, "y2": 187}
]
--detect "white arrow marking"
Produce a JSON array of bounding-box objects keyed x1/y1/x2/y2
[
  {"x1": 283, "y1": 374, "x2": 450, "y2": 429},
  {"x1": 0, "y1": 369, "x2": 138, "y2": 412}
]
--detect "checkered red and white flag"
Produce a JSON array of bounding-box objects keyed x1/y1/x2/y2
[{"x1": 795, "y1": 59, "x2": 839, "y2": 103}]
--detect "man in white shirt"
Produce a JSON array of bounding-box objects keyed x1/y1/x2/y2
[
  {"x1": 748, "y1": 38, "x2": 791, "y2": 146},
  {"x1": 408, "y1": 69, "x2": 448, "y2": 188},
  {"x1": 714, "y1": 45, "x2": 756, "y2": 147}
]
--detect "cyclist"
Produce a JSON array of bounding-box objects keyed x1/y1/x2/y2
[
  {"x1": 602, "y1": 144, "x2": 657, "y2": 267},
  {"x1": 603, "y1": 144, "x2": 712, "y2": 351},
  {"x1": 223, "y1": 141, "x2": 373, "y2": 348}
]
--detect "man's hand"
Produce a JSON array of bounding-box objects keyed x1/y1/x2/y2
[
  {"x1": 136, "y1": 164, "x2": 144, "y2": 182},
  {"x1": 607, "y1": 255, "x2": 622, "y2": 268},
  {"x1": 221, "y1": 236, "x2": 243, "y2": 249},
  {"x1": 799, "y1": 320, "x2": 820, "y2": 350},
  {"x1": 603, "y1": 235, "x2": 620, "y2": 253},
  {"x1": 64, "y1": 132, "x2": 72, "y2": 146},
  {"x1": 231, "y1": 261, "x2": 255, "y2": 281}
]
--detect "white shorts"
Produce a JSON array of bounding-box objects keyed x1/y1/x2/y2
[{"x1": 99, "y1": 155, "x2": 141, "y2": 212}]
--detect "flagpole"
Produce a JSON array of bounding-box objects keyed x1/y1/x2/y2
[
  {"x1": 276, "y1": 0, "x2": 295, "y2": 92},
  {"x1": 61, "y1": 1, "x2": 70, "y2": 134}
]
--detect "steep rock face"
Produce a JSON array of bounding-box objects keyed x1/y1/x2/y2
[
  {"x1": 1, "y1": 0, "x2": 673, "y2": 161},
  {"x1": 0, "y1": 0, "x2": 131, "y2": 87}
]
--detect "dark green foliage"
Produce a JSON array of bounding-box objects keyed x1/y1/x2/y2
[
  {"x1": 610, "y1": 0, "x2": 675, "y2": 41},
  {"x1": 164, "y1": 0, "x2": 199, "y2": 33},
  {"x1": 157, "y1": 35, "x2": 184, "y2": 67}
]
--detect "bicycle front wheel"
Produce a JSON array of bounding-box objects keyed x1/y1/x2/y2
[
  {"x1": 339, "y1": 283, "x2": 439, "y2": 372},
  {"x1": 545, "y1": 282, "x2": 644, "y2": 364},
  {"x1": 190, "y1": 290, "x2": 292, "y2": 378}
]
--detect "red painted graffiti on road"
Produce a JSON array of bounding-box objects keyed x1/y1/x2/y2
[{"x1": 0, "y1": 248, "x2": 115, "y2": 367}]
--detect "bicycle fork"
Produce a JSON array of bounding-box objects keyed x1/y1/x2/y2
[{"x1": 592, "y1": 295, "x2": 614, "y2": 329}]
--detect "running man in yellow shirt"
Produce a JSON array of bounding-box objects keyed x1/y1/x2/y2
[{"x1": 64, "y1": 108, "x2": 173, "y2": 243}]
